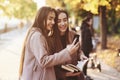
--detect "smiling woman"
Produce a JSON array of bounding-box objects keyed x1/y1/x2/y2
[
  {"x1": 19, "y1": 6, "x2": 80, "y2": 80},
  {"x1": 54, "y1": 9, "x2": 86, "y2": 80}
]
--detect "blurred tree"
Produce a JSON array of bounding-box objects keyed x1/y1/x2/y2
[
  {"x1": 64, "y1": 0, "x2": 120, "y2": 49},
  {"x1": 46, "y1": 0, "x2": 120, "y2": 49},
  {"x1": 107, "y1": 0, "x2": 120, "y2": 34},
  {"x1": 46, "y1": 0, "x2": 62, "y2": 8},
  {"x1": 0, "y1": 0, "x2": 37, "y2": 19},
  {"x1": 99, "y1": 6, "x2": 107, "y2": 49}
]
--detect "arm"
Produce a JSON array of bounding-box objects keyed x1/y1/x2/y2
[
  {"x1": 30, "y1": 32, "x2": 72, "y2": 68},
  {"x1": 80, "y1": 51, "x2": 88, "y2": 61},
  {"x1": 78, "y1": 35, "x2": 87, "y2": 61}
]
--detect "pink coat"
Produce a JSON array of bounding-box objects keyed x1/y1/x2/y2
[{"x1": 21, "y1": 29, "x2": 71, "y2": 80}]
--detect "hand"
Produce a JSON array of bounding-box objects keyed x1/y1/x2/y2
[
  {"x1": 80, "y1": 53, "x2": 88, "y2": 61},
  {"x1": 66, "y1": 38, "x2": 80, "y2": 55},
  {"x1": 65, "y1": 72, "x2": 81, "y2": 77},
  {"x1": 80, "y1": 51, "x2": 88, "y2": 61}
]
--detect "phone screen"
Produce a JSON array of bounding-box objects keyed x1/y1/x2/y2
[{"x1": 73, "y1": 35, "x2": 79, "y2": 45}]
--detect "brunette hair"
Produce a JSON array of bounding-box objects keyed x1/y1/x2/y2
[
  {"x1": 81, "y1": 15, "x2": 94, "y2": 36},
  {"x1": 32, "y1": 6, "x2": 56, "y2": 36},
  {"x1": 53, "y1": 9, "x2": 70, "y2": 52},
  {"x1": 82, "y1": 16, "x2": 92, "y2": 26}
]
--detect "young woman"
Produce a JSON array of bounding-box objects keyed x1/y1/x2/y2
[
  {"x1": 81, "y1": 16, "x2": 93, "y2": 79},
  {"x1": 54, "y1": 9, "x2": 86, "y2": 80},
  {"x1": 19, "y1": 6, "x2": 79, "y2": 80}
]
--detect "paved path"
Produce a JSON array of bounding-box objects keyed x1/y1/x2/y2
[
  {"x1": 87, "y1": 61, "x2": 120, "y2": 80},
  {"x1": 0, "y1": 29, "x2": 120, "y2": 80},
  {"x1": 0, "y1": 29, "x2": 26, "y2": 80}
]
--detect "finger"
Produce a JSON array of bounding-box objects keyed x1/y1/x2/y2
[
  {"x1": 72, "y1": 42, "x2": 80, "y2": 51},
  {"x1": 65, "y1": 72, "x2": 74, "y2": 77},
  {"x1": 72, "y1": 38, "x2": 77, "y2": 45},
  {"x1": 72, "y1": 42, "x2": 79, "y2": 50},
  {"x1": 74, "y1": 42, "x2": 80, "y2": 47},
  {"x1": 70, "y1": 72, "x2": 81, "y2": 76}
]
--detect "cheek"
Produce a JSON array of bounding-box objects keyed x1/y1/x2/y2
[
  {"x1": 66, "y1": 22, "x2": 69, "y2": 27},
  {"x1": 58, "y1": 25, "x2": 62, "y2": 31}
]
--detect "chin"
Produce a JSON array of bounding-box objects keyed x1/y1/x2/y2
[
  {"x1": 61, "y1": 30, "x2": 66, "y2": 33},
  {"x1": 49, "y1": 28, "x2": 52, "y2": 31}
]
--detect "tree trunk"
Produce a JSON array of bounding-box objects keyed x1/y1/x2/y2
[
  {"x1": 111, "y1": 9, "x2": 117, "y2": 34},
  {"x1": 99, "y1": 6, "x2": 107, "y2": 49}
]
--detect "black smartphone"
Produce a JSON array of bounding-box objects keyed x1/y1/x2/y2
[{"x1": 73, "y1": 35, "x2": 79, "y2": 45}]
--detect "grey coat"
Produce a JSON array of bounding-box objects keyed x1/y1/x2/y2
[{"x1": 21, "y1": 29, "x2": 71, "y2": 80}]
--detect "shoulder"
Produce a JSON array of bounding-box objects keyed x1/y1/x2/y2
[
  {"x1": 69, "y1": 30, "x2": 78, "y2": 36},
  {"x1": 31, "y1": 28, "x2": 42, "y2": 37},
  {"x1": 29, "y1": 28, "x2": 44, "y2": 42},
  {"x1": 29, "y1": 28, "x2": 47, "y2": 48},
  {"x1": 68, "y1": 30, "x2": 80, "y2": 42}
]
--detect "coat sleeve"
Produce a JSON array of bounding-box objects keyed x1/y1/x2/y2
[{"x1": 30, "y1": 32, "x2": 71, "y2": 68}]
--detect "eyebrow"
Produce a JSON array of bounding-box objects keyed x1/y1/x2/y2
[
  {"x1": 49, "y1": 16, "x2": 55, "y2": 19},
  {"x1": 58, "y1": 17, "x2": 67, "y2": 20}
]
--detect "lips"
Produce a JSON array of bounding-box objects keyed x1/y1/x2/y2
[
  {"x1": 49, "y1": 24, "x2": 53, "y2": 30},
  {"x1": 60, "y1": 25, "x2": 66, "y2": 30}
]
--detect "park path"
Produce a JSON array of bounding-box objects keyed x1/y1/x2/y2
[{"x1": 87, "y1": 60, "x2": 120, "y2": 80}]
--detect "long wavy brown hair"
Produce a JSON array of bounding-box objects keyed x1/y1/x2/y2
[
  {"x1": 53, "y1": 9, "x2": 70, "y2": 53},
  {"x1": 19, "y1": 6, "x2": 57, "y2": 78}
]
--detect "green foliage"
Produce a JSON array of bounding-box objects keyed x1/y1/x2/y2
[
  {"x1": 64, "y1": 0, "x2": 120, "y2": 34},
  {"x1": 46, "y1": 0, "x2": 120, "y2": 34},
  {"x1": 106, "y1": 0, "x2": 120, "y2": 34},
  {"x1": 0, "y1": 0, "x2": 37, "y2": 19}
]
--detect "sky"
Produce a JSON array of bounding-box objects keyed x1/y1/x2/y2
[{"x1": 33, "y1": 0, "x2": 46, "y2": 9}]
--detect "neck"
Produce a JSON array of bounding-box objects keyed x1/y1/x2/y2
[
  {"x1": 48, "y1": 30, "x2": 53, "y2": 37},
  {"x1": 60, "y1": 32, "x2": 65, "y2": 36}
]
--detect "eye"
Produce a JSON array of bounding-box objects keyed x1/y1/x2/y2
[
  {"x1": 49, "y1": 17, "x2": 52, "y2": 20},
  {"x1": 63, "y1": 19, "x2": 67, "y2": 22},
  {"x1": 57, "y1": 20, "x2": 61, "y2": 23}
]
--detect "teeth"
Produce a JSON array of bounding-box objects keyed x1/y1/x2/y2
[{"x1": 61, "y1": 26, "x2": 65, "y2": 28}]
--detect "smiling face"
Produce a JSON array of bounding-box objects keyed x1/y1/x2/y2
[
  {"x1": 46, "y1": 11, "x2": 56, "y2": 31},
  {"x1": 57, "y1": 12, "x2": 68, "y2": 35}
]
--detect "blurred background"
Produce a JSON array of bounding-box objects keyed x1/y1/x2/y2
[{"x1": 0, "y1": 0, "x2": 120, "y2": 80}]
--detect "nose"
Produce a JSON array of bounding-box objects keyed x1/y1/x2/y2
[
  {"x1": 52, "y1": 20, "x2": 55, "y2": 24},
  {"x1": 61, "y1": 21, "x2": 65, "y2": 26}
]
